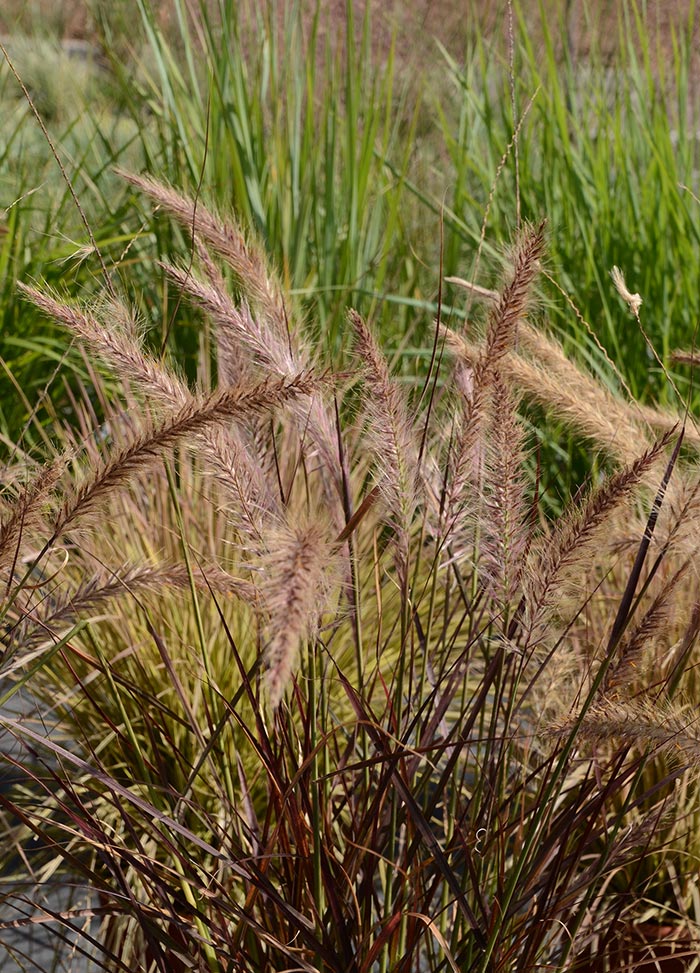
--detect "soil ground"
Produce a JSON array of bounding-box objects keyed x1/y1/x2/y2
[{"x1": 1, "y1": 1, "x2": 698, "y2": 73}]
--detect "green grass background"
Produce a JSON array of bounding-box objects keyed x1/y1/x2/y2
[{"x1": 1, "y1": 0, "x2": 698, "y2": 473}]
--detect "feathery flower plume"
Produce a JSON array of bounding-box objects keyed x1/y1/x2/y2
[
  {"x1": 443, "y1": 281, "x2": 691, "y2": 457},
  {"x1": 20, "y1": 284, "x2": 278, "y2": 535},
  {"x1": 7, "y1": 563, "x2": 257, "y2": 652},
  {"x1": 160, "y1": 262, "x2": 296, "y2": 377},
  {"x1": 553, "y1": 697, "x2": 700, "y2": 771},
  {"x1": 194, "y1": 236, "x2": 248, "y2": 386},
  {"x1": 349, "y1": 309, "x2": 420, "y2": 581},
  {"x1": 50, "y1": 372, "x2": 320, "y2": 540},
  {"x1": 516, "y1": 323, "x2": 695, "y2": 451},
  {"x1": 603, "y1": 561, "x2": 690, "y2": 695},
  {"x1": 117, "y1": 173, "x2": 345, "y2": 520},
  {"x1": 263, "y1": 518, "x2": 337, "y2": 709},
  {"x1": 161, "y1": 259, "x2": 344, "y2": 520},
  {"x1": 0, "y1": 460, "x2": 64, "y2": 577},
  {"x1": 671, "y1": 349, "x2": 700, "y2": 366},
  {"x1": 479, "y1": 375, "x2": 532, "y2": 613},
  {"x1": 442, "y1": 327, "x2": 654, "y2": 465},
  {"x1": 122, "y1": 176, "x2": 349, "y2": 512},
  {"x1": 610, "y1": 265, "x2": 642, "y2": 318},
  {"x1": 442, "y1": 221, "x2": 546, "y2": 534},
  {"x1": 19, "y1": 285, "x2": 187, "y2": 406},
  {"x1": 119, "y1": 169, "x2": 286, "y2": 334},
  {"x1": 482, "y1": 220, "x2": 546, "y2": 362},
  {"x1": 525, "y1": 430, "x2": 676, "y2": 638}
]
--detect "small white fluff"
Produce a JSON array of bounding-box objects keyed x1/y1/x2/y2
[{"x1": 610, "y1": 265, "x2": 643, "y2": 318}]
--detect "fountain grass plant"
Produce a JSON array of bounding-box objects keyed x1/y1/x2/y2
[{"x1": 2, "y1": 175, "x2": 700, "y2": 972}]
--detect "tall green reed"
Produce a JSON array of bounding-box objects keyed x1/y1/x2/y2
[{"x1": 430, "y1": 0, "x2": 700, "y2": 404}]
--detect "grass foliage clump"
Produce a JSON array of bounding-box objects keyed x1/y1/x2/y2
[
  {"x1": 4, "y1": 2, "x2": 700, "y2": 971},
  {"x1": 2, "y1": 172, "x2": 700, "y2": 972}
]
